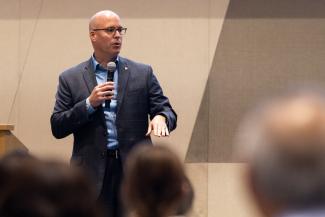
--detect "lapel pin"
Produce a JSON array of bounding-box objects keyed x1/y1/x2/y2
[{"x1": 125, "y1": 66, "x2": 128, "y2": 70}]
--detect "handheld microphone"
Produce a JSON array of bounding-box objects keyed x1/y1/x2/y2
[{"x1": 105, "y1": 61, "x2": 116, "y2": 108}]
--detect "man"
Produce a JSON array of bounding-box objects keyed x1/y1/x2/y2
[
  {"x1": 50, "y1": 10, "x2": 177, "y2": 217},
  {"x1": 235, "y1": 89, "x2": 325, "y2": 217}
]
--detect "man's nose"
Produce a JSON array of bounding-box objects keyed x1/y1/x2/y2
[{"x1": 114, "y1": 30, "x2": 121, "y2": 37}]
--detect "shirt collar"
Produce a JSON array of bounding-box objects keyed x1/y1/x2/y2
[{"x1": 91, "y1": 54, "x2": 119, "y2": 72}]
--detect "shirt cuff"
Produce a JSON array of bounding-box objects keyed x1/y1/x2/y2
[{"x1": 86, "y1": 97, "x2": 96, "y2": 114}]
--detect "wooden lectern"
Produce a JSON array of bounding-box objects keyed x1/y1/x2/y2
[{"x1": 0, "y1": 124, "x2": 28, "y2": 156}]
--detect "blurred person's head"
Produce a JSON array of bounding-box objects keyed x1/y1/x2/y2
[
  {"x1": 122, "y1": 145, "x2": 192, "y2": 217},
  {"x1": 0, "y1": 152, "x2": 102, "y2": 217},
  {"x1": 175, "y1": 175, "x2": 194, "y2": 216},
  {"x1": 235, "y1": 88, "x2": 325, "y2": 216}
]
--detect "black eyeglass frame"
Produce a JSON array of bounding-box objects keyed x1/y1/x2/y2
[{"x1": 92, "y1": 27, "x2": 127, "y2": 35}]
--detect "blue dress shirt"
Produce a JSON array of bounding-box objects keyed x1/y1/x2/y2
[{"x1": 86, "y1": 55, "x2": 119, "y2": 149}]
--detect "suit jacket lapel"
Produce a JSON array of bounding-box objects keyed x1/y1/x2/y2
[
  {"x1": 82, "y1": 58, "x2": 97, "y2": 94},
  {"x1": 82, "y1": 58, "x2": 107, "y2": 127},
  {"x1": 117, "y1": 57, "x2": 130, "y2": 116}
]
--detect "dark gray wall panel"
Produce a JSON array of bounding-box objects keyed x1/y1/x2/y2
[
  {"x1": 185, "y1": 83, "x2": 209, "y2": 163},
  {"x1": 186, "y1": 0, "x2": 325, "y2": 163}
]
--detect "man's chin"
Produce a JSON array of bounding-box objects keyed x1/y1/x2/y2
[
  {"x1": 112, "y1": 48, "x2": 121, "y2": 55},
  {"x1": 107, "y1": 51, "x2": 120, "y2": 59}
]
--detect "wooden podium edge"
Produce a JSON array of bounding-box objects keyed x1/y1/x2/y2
[
  {"x1": 0, "y1": 124, "x2": 14, "y2": 131},
  {"x1": 0, "y1": 124, "x2": 28, "y2": 156}
]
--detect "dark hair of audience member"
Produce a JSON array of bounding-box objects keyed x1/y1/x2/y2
[
  {"x1": 122, "y1": 145, "x2": 189, "y2": 217},
  {"x1": 175, "y1": 175, "x2": 194, "y2": 216},
  {"x1": 0, "y1": 151, "x2": 103, "y2": 217}
]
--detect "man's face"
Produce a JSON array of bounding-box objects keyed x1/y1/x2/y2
[{"x1": 90, "y1": 15, "x2": 123, "y2": 59}]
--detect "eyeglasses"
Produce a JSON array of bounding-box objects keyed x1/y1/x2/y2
[{"x1": 92, "y1": 26, "x2": 127, "y2": 35}]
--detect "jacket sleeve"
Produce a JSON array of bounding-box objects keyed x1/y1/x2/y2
[
  {"x1": 50, "y1": 73, "x2": 90, "y2": 139},
  {"x1": 147, "y1": 66, "x2": 177, "y2": 132}
]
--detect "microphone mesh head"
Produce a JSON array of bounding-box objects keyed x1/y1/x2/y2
[{"x1": 107, "y1": 62, "x2": 117, "y2": 72}]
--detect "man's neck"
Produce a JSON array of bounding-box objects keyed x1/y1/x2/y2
[{"x1": 93, "y1": 53, "x2": 118, "y2": 68}]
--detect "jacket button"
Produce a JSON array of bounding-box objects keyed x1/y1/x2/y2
[{"x1": 101, "y1": 152, "x2": 106, "y2": 158}]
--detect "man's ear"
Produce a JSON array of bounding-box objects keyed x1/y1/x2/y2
[{"x1": 89, "y1": 31, "x2": 96, "y2": 41}]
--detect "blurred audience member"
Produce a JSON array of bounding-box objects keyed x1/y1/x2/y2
[
  {"x1": 235, "y1": 89, "x2": 325, "y2": 217},
  {"x1": 175, "y1": 175, "x2": 194, "y2": 216},
  {"x1": 122, "y1": 145, "x2": 193, "y2": 217},
  {"x1": 0, "y1": 152, "x2": 103, "y2": 217}
]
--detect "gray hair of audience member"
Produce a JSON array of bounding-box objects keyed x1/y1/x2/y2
[
  {"x1": 234, "y1": 89, "x2": 325, "y2": 212},
  {"x1": 122, "y1": 145, "x2": 189, "y2": 217},
  {"x1": 0, "y1": 152, "x2": 102, "y2": 217}
]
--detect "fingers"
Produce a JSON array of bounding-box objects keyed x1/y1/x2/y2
[
  {"x1": 97, "y1": 83, "x2": 114, "y2": 92},
  {"x1": 154, "y1": 122, "x2": 159, "y2": 136},
  {"x1": 162, "y1": 126, "x2": 170, "y2": 136},
  {"x1": 97, "y1": 83, "x2": 114, "y2": 99},
  {"x1": 89, "y1": 82, "x2": 115, "y2": 107},
  {"x1": 97, "y1": 81, "x2": 114, "y2": 88},
  {"x1": 94, "y1": 90, "x2": 114, "y2": 101},
  {"x1": 146, "y1": 124, "x2": 152, "y2": 136},
  {"x1": 147, "y1": 115, "x2": 169, "y2": 137},
  {"x1": 93, "y1": 83, "x2": 114, "y2": 97},
  {"x1": 101, "y1": 90, "x2": 114, "y2": 98},
  {"x1": 152, "y1": 123, "x2": 169, "y2": 137}
]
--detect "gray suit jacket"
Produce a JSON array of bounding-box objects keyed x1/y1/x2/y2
[{"x1": 50, "y1": 56, "x2": 177, "y2": 193}]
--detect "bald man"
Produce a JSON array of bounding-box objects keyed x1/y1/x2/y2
[
  {"x1": 51, "y1": 10, "x2": 177, "y2": 217},
  {"x1": 235, "y1": 89, "x2": 325, "y2": 217}
]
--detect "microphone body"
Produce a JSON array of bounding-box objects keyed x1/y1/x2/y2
[{"x1": 105, "y1": 62, "x2": 117, "y2": 108}]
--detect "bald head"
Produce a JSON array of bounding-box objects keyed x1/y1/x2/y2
[
  {"x1": 236, "y1": 90, "x2": 325, "y2": 213},
  {"x1": 237, "y1": 92, "x2": 325, "y2": 163},
  {"x1": 264, "y1": 96, "x2": 325, "y2": 158},
  {"x1": 88, "y1": 10, "x2": 123, "y2": 63},
  {"x1": 89, "y1": 10, "x2": 120, "y2": 32}
]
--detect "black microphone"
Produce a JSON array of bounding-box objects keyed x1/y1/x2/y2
[{"x1": 105, "y1": 61, "x2": 116, "y2": 108}]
